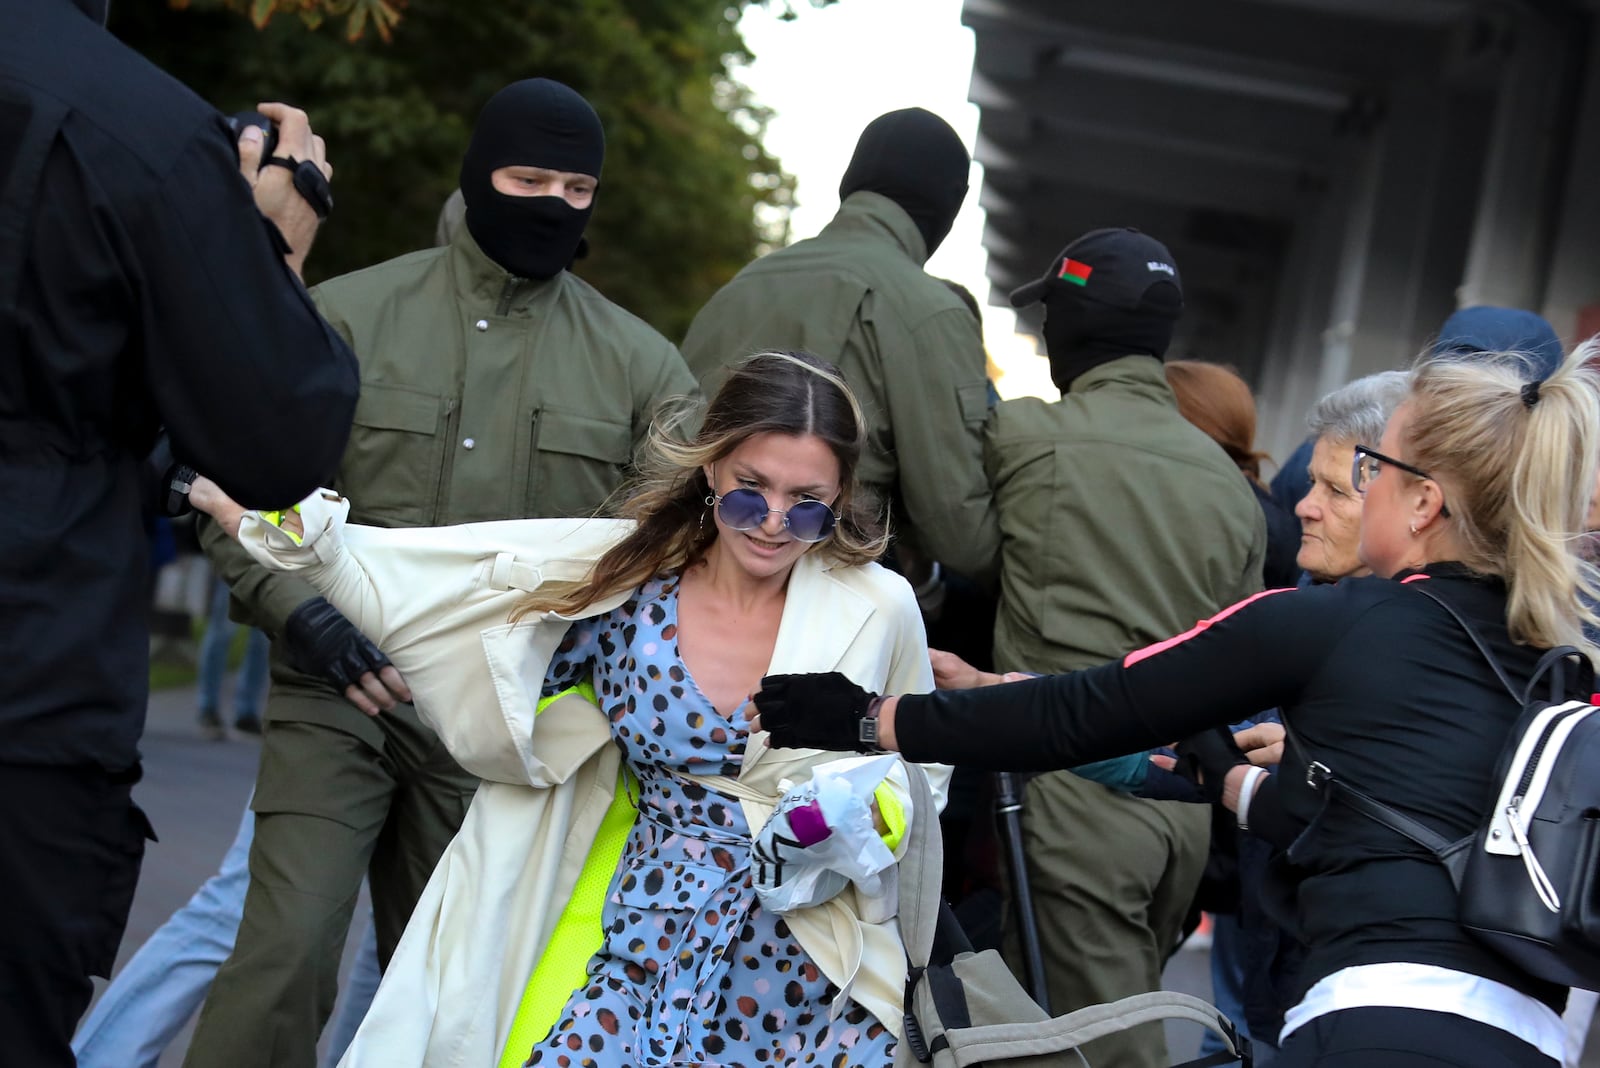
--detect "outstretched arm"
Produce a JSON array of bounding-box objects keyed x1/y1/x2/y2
[
  {"x1": 753, "y1": 587, "x2": 1341, "y2": 773},
  {"x1": 189, "y1": 479, "x2": 631, "y2": 785}
]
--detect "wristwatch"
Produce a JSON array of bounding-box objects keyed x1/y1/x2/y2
[
  {"x1": 163, "y1": 463, "x2": 198, "y2": 517},
  {"x1": 859, "y1": 695, "x2": 889, "y2": 753},
  {"x1": 263, "y1": 155, "x2": 333, "y2": 220}
]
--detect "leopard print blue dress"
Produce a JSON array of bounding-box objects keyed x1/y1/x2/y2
[{"x1": 525, "y1": 575, "x2": 896, "y2": 1068}]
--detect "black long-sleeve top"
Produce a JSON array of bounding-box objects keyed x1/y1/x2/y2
[
  {"x1": 897, "y1": 564, "x2": 1577, "y2": 1011},
  {"x1": 0, "y1": 0, "x2": 360, "y2": 769}
]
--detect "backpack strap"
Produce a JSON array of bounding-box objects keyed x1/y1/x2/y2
[
  {"x1": 894, "y1": 760, "x2": 943, "y2": 972},
  {"x1": 1523, "y1": 644, "x2": 1588, "y2": 705},
  {"x1": 1411, "y1": 585, "x2": 1521, "y2": 701},
  {"x1": 1281, "y1": 715, "x2": 1472, "y2": 886},
  {"x1": 938, "y1": 991, "x2": 1249, "y2": 1067},
  {"x1": 1412, "y1": 583, "x2": 1593, "y2": 703}
]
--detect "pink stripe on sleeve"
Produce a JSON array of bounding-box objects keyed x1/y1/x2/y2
[{"x1": 1123, "y1": 588, "x2": 1296, "y2": 668}]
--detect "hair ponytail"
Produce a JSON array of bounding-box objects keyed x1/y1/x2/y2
[{"x1": 1406, "y1": 339, "x2": 1600, "y2": 660}]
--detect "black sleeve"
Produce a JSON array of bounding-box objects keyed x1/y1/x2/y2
[
  {"x1": 896, "y1": 586, "x2": 1347, "y2": 770},
  {"x1": 1243, "y1": 774, "x2": 1298, "y2": 850},
  {"x1": 135, "y1": 120, "x2": 359, "y2": 509}
]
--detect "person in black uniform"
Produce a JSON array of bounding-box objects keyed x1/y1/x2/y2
[
  {"x1": 753, "y1": 341, "x2": 1600, "y2": 1067},
  {"x1": 0, "y1": 2, "x2": 359, "y2": 1063}
]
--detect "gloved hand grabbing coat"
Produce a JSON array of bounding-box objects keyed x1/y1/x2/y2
[
  {"x1": 752, "y1": 672, "x2": 884, "y2": 752},
  {"x1": 281, "y1": 596, "x2": 410, "y2": 715}
]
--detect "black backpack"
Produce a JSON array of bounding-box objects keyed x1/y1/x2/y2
[{"x1": 1292, "y1": 584, "x2": 1600, "y2": 990}]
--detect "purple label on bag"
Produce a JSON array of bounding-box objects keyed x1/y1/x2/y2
[{"x1": 787, "y1": 799, "x2": 832, "y2": 847}]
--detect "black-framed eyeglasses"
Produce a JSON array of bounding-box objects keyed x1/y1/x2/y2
[
  {"x1": 1351, "y1": 444, "x2": 1451, "y2": 518},
  {"x1": 710, "y1": 488, "x2": 838, "y2": 543}
]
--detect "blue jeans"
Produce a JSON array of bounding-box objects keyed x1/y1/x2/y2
[
  {"x1": 72, "y1": 801, "x2": 382, "y2": 1068},
  {"x1": 196, "y1": 578, "x2": 270, "y2": 722},
  {"x1": 1199, "y1": 912, "x2": 1274, "y2": 1063},
  {"x1": 323, "y1": 920, "x2": 381, "y2": 1065}
]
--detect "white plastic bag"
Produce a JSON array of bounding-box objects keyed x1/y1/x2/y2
[{"x1": 752, "y1": 754, "x2": 907, "y2": 921}]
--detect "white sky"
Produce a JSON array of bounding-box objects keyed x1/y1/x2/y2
[{"x1": 735, "y1": 0, "x2": 1056, "y2": 399}]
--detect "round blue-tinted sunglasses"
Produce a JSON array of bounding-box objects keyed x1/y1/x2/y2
[{"x1": 708, "y1": 488, "x2": 837, "y2": 543}]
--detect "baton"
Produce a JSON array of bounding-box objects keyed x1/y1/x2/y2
[{"x1": 994, "y1": 770, "x2": 1050, "y2": 1012}]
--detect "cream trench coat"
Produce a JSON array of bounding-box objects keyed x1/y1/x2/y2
[{"x1": 235, "y1": 494, "x2": 945, "y2": 1068}]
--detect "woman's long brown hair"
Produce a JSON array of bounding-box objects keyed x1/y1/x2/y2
[{"x1": 513, "y1": 351, "x2": 889, "y2": 619}]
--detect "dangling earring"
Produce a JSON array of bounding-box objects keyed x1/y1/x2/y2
[{"x1": 701, "y1": 494, "x2": 714, "y2": 531}]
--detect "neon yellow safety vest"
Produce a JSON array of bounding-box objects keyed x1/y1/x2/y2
[{"x1": 497, "y1": 682, "x2": 636, "y2": 1068}]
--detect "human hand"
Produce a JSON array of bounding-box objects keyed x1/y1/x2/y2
[
  {"x1": 1234, "y1": 722, "x2": 1285, "y2": 766},
  {"x1": 929, "y1": 648, "x2": 1003, "y2": 690},
  {"x1": 1173, "y1": 727, "x2": 1252, "y2": 805},
  {"x1": 281, "y1": 596, "x2": 411, "y2": 716},
  {"x1": 238, "y1": 102, "x2": 331, "y2": 279},
  {"x1": 747, "y1": 672, "x2": 884, "y2": 752}
]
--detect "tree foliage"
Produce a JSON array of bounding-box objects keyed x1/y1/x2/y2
[{"x1": 112, "y1": 1, "x2": 827, "y2": 339}]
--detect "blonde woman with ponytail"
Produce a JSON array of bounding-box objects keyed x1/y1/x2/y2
[
  {"x1": 754, "y1": 341, "x2": 1600, "y2": 1068},
  {"x1": 1378, "y1": 341, "x2": 1600, "y2": 661},
  {"x1": 192, "y1": 350, "x2": 946, "y2": 1068}
]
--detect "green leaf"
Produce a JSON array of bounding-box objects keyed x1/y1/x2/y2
[
  {"x1": 249, "y1": 0, "x2": 275, "y2": 29},
  {"x1": 123, "y1": 0, "x2": 804, "y2": 330}
]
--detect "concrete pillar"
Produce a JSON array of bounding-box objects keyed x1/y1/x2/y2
[
  {"x1": 1314, "y1": 120, "x2": 1387, "y2": 398},
  {"x1": 1257, "y1": 75, "x2": 1482, "y2": 458},
  {"x1": 1458, "y1": 12, "x2": 1579, "y2": 314},
  {"x1": 1331, "y1": 79, "x2": 1467, "y2": 382},
  {"x1": 1255, "y1": 169, "x2": 1356, "y2": 460},
  {"x1": 1540, "y1": 20, "x2": 1600, "y2": 345}
]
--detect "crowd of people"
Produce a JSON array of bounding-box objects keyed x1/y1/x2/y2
[{"x1": 7, "y1": 3, "x2": 1600, "y2": 1068}]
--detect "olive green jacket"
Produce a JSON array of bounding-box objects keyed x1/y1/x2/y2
[
  {"x1": 681, "y1": 191, "x2": 998, "y2": 584},
  {"x1": 202, "y1": 225, "x2": 698, "y2": 701},
  {"x1": 986, "y1": 356, "x2": 1266, "y2": 674}
]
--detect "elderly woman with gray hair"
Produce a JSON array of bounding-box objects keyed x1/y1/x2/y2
[{"x1": 1293, "y1": 371, "x2": 1412, "y2": 584}]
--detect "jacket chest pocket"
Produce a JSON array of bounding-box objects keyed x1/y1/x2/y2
[
  {"x1": 343, "y1": 383, "x2": 451, "y2": 525},
  {"x1": 526, "y1": 409, "x2": 634, "y2": 519}
]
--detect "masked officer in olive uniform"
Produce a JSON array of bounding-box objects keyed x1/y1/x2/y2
[
  {"x1": 186, "y1": 79, "x2": 698, "y2": 1068},
  {"x1": 681, "y1": 108, "x2": 998, "y2": 589},
  {"x1": 989, "y1": 229, "x2": 1264, "y2": 1068}
]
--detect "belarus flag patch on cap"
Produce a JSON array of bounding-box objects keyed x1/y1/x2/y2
[{"x1": 1057, "y1": 258, "x2": 1093, "y2": 286}]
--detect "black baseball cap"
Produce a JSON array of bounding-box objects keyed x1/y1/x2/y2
[{"x1": 1008, "y1": 227, "x2": 1184, "y2": 316}]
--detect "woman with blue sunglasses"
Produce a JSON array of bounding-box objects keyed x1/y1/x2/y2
[{"x1": 192, "y1": 349, "x2": 949, "y2": 1068}]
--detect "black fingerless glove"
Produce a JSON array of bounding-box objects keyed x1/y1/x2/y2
[
  {"x1": 754, "y1": 671, "x2": 883, "y2": 752},
  {"x1": 281, "y1": 596, "x2": 392, "y2": 690},
  {"x1": 1173, "y1": 727, "x2": 1251, "y2": 806}
]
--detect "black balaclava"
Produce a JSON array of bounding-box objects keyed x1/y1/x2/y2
[
  {"x1": 1044, "y1": 288, "x2": 1180, "y2": 393},
  {"x1": 838, "y1": 108, "x2": 969, "y2": 259},
  {"x1": 460, "y1": 79, "x2": 604, "y2": 281}
]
